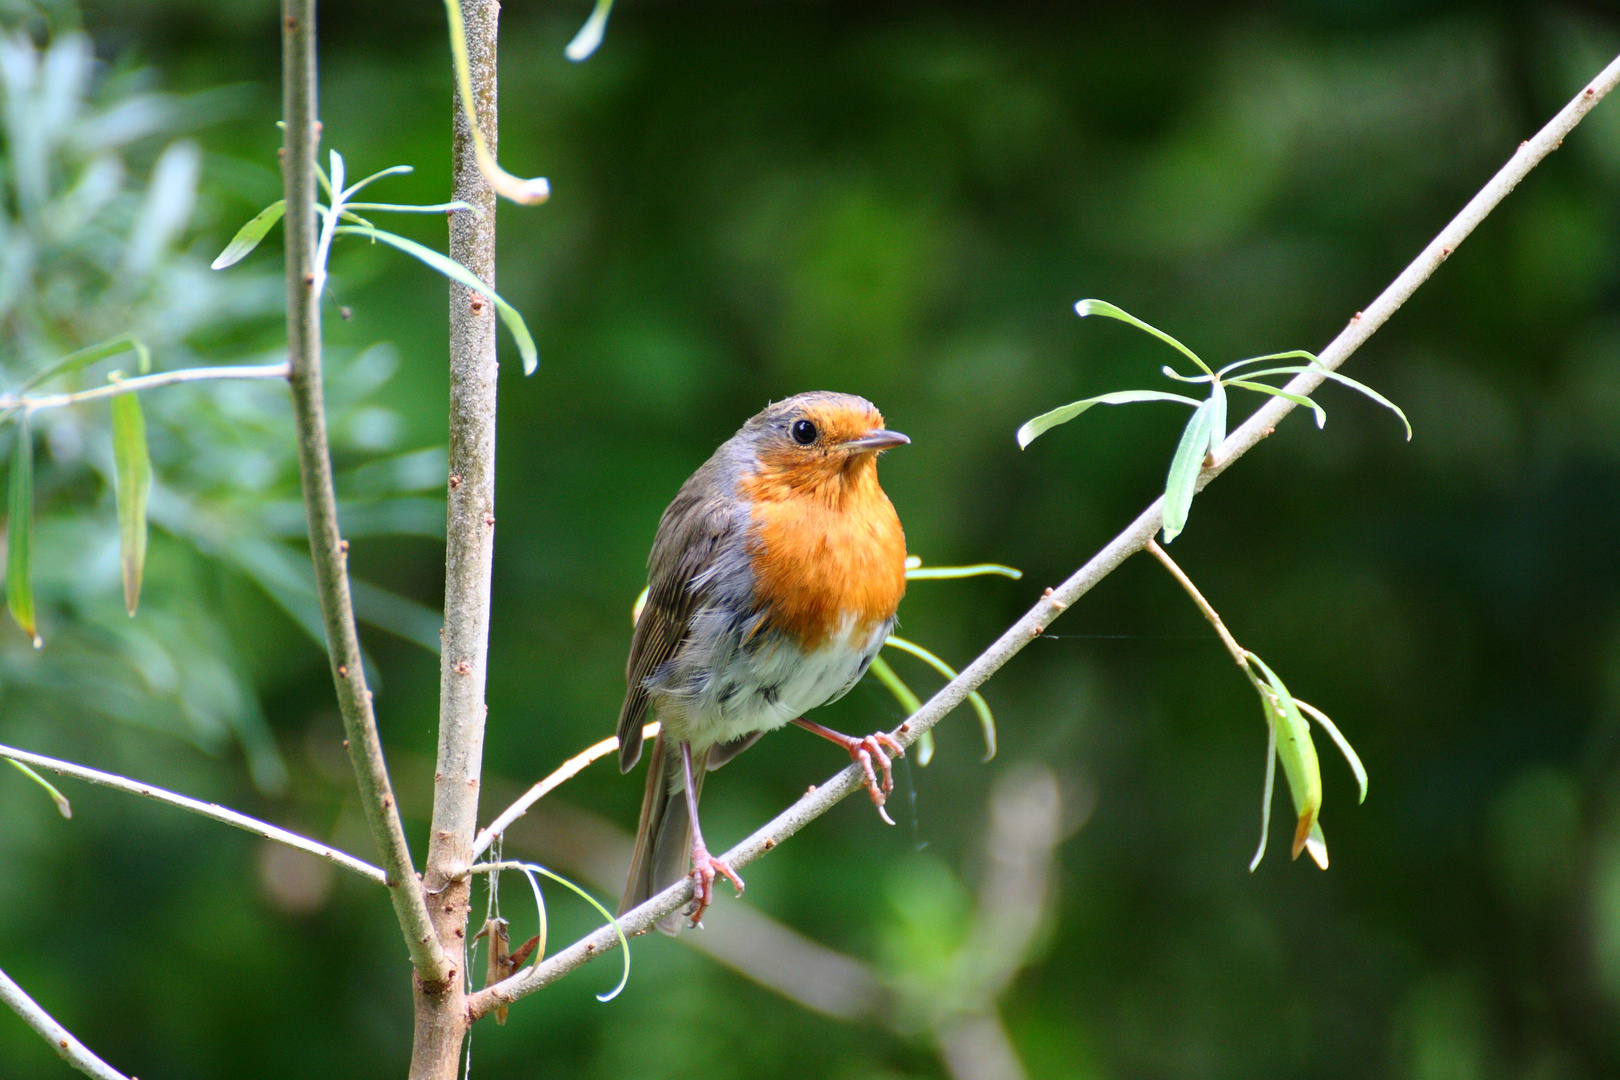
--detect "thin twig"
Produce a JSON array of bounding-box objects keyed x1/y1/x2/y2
[
  {"x1": 0, "y1": 965, "x2": 131, "y2": 1080},
  {"x1": 280, "y1": 0, "x2": 450, "y2": 983},
  {"x1": 0, "y1": 742, "x2": 387, "y2": 883},
  {"x1": 1143, "y1": 540, "x2": 1247, "y2": 668},
  {"x1": 465, "y1": 51, "x2": 1620, "y2": 1019},
  {"x1": 471, "y1": 722, "x2": 659, "y2": 860},
  {"x1": 0, "y1": 363, "x2": 290, "y2": 412}
]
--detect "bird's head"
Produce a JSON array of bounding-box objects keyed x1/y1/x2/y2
[{"x1": 742, "y1": 392, "x2": 909, "y2": 495}]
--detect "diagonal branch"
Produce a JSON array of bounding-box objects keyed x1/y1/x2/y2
[
  {"x1": 0, "y1": 742, "x2": 387, "y2": 883},
  {"x1": 1, "y1": 964, "x2": 131, "y2": 1080},
  {"x1": 280, "y1": 0, "x2": 450, "y2": 983},
  {"x1": 467, "y1": 49, "x2": 1620, "y2": 1019}
]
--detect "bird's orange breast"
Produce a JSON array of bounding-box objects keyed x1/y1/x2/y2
[{"x1": 739, "y1": 454, "x2": 907, "y2": 652}]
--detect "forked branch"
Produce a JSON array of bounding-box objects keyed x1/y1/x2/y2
[{"x1": 468, "y1": 49, "x2": 1620, "y2": 1019}]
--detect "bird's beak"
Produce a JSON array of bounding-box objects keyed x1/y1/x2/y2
[{"x1": 842, "y1": 429, "x2": 910, "y2": 452}]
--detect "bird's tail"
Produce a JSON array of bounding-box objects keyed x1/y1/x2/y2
[{"x1": 619, "y1": 731, "x2": 708, "y2": 936}]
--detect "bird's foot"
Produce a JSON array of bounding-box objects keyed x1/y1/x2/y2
[
  {"x1": 844, "y1": 732, "x2": 905, "y2": 825},
  {"x1": 686, "y1": 842, "x2": 744, "y2": 927}
]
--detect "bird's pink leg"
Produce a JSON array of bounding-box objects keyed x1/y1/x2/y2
[
  {"x1": 792, "y1": 718, "x2": 905, "y2": 825},
  {"x1": 680, "y1": 740, "x2": 743, "y2": 927}
]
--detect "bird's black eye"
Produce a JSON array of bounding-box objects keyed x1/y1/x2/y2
[{"x1": 791, "y1": 419, "x2": 818, "y2": 445}]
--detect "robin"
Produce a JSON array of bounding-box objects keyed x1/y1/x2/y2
[{"x1": 617, "y1": 391, "x2": 911, "y2": 933}]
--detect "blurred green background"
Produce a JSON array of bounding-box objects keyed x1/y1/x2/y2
[{"x1": 6, "y1": 1, "x2": 1620, "y2": 1077}]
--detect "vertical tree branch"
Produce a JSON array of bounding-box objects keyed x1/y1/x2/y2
[
  {"x1": 281, "y1": 0, "x2": 450, "y2": 984},
  {"x1": 412, "y1": 1, "x2": 500, "y2": 1075}
]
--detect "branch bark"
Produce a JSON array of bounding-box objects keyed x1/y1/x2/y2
[
  {"x1": 280, "y1": 0, "x2": 450, "y2": 982},
  {"x1": 467, "y1": 49, "x2": 1620, "y2": 1020},
  {"x1": 410, "y1": 0, "x2": 501, "y2": 1074},
  {"x1": 1, "y1": 965, "x2": 130, "y2": 1080}
]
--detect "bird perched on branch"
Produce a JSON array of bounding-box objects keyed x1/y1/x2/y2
[{"x1": 617, "y1": 391, "x2": 910, "y2": 933}]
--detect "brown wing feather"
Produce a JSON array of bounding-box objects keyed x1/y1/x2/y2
[{"x1": 617, "y1": 487, "x2": 739, "y2": 772}]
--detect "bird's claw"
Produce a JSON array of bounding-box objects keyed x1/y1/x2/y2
[
  {"x1": 847, "y1": 732, "x2": 905, "y2": 824},
  {"x1": 686, "y1": 844, "x2": 744, "y2": 927}
]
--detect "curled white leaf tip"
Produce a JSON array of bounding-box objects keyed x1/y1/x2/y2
[
  {"x1": 565, "y1": 0, "x2": 614, "y2": 62},
  {"x1": 1075, "y1": 299, "x2": 1099, "y2": 317}
]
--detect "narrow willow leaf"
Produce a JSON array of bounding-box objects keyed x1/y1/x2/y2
[
  {"x1": 7, "y1": 758, "x2": 70, "y2": 818},
  {"x1": 1249, "y1": 716, "x2": 1277, "y2": 872},
  {"x1": 1161, "y1": 399, "x2": 1213, "y2": 544},
  {"x1": 868, "y1": 654, "x2": 932, "y2": 765},
  {"x1": 1208, "y1": 380, "x2": 1228, "y2": 454},
  {"x1": 1160, "y1": 365, "x2": 1214, "y2": 385},
  {"x1": 1217, "y1": 349, "x2": 1318, "y2": 378},
  {"x1": 885, "y1": 636, "x2": 996, "y2": 762},
  {"x1": 342, "y1": 164, "x2": 413, "y2": 198},
  {"x1": 110, "y1": 388, "x2": 151, "y2": 616},
  {"x1": 344, "y1": 200, "x2": 474, "y2": 215},
  {"x1": 1075, "y1": 299, "x2": 1214, "y2": 377},
  {"x1": 522, "y1": 862, "x2": 631, "y2": 1002},
  {"x1": 1016, "y1": 390, "x2": 1202, "y2": 448},
  {"x1": 1226, "y1": 380, "x2": 1327, "y2": 429},
  {"x1": 904, "y1": 562, "x2": 1023, "y2": 580},
  {"x1": 565, "y1": 0, "x2": 616, "y2": 61},
  {"x1": 1234, "y1": 365, "x2": 1412, "y2": 441},
  {"x1": 17, "y1": 335, "x2": 149, "y2": 395},
  {"x1": 334, "y1": 225, "x2": 538, "y2": 374},
  {"x1": 1247, "y1": 653, "x2": 1322, "y2": 864},
  {"x1": 1295, "y1": 698, "x2": 1367, "y2": 804},
  {"x1": 7, "y1": 417, "x2": 38, "y2": 647},
  {"x1": 210, "y1": 200, "x2": 285, "y2": 270}
]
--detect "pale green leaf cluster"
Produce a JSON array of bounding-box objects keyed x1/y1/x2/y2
[{"x1": 1018, "y1": 299, "x2": 1411, "y2": 543}]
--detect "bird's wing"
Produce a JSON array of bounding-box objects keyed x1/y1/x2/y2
[{"x1": 617, "y1": 488, "x2": 740, "y2": 772}]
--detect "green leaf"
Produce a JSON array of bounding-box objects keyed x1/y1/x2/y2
[
  {"x1": 341, "y1": 164, "x2": 413, "y2": 198},
  {"x1": 7, "y1": 416, "x2": 38, "y2": 647},
  {"x1": 884, "y1": 636, "x2": 997, "y2": 762},
  {"x1": 1217, "y1": 350, "x2": 1318, "y2": 378},
  {"x1": 1208, "y1": 380, "x2": 1228, "y2": 455},
  {"x1": 110, "y1": 387, "x2": 152, "y2": 616},
  {"x1": 522, "y1": 862, "x2": 632, "y2": 1002},
  {"x1": 1226, "y1": 380, "x2": 1327, "y2": 429},
  {"x1": 1295, "y1": 698, "x2": 1367, "y2": 804},
  {"x1": 1016, "y1": 390, "x2": 1202, "y2": 449},
  {"x1": 1249, "y1": 718, "x2": 1277, "y2": 872},
  {"x1": 1229, "y1": 365, "x2": 1411, "y2": 441},
  {"x1": 334, "y1": 225, "x2": 539, "y2": 375},
  {"x1": 565, "y1": 0, "x2": 616, "y2": 61},
  {"x1": 16, "y1": 335, "x2": 150, "y2": 396},
  {"x1": 1160, "y1": 399, "x2": 1213, "y2": 544},
  {"x1": 1247, "y1": 652, "x2": 1324, "y2": 868},
  {"x1": 344, "y1": 200, "x2": 474, "y2": 215},
  {"x1": 210, "y1": 200, "x2": 285, "y2": 270},
  {"x1": 1075, "y1": 299, "x2": 1214, "y2": 377},
  {"x1": 7, "y1": 758, "x2": 70, "y2": 818},
  {"x1": 903, "y1": 561, "x2": 1022, "y2": 580},
  {"x1": 868, "y1": 654, "x2": 933, "y2": 766}
]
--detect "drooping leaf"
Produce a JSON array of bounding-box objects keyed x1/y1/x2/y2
[
  {"x1": 333, "y1": 225, "x2": 538, "y2": 374},
  {"x1": 1160, "y1": 399, "x2": 1214, "y2": 544},
  {"x1": 6, "y1": 758, "x2": 70, "y2": 818},
  {"x1": 7, "y1": 416, "x2": 38, "y2": 646},
  {"x1": 1016, "y1": 390, "x2": 1202, "y2": 449},
  {"x1": 210, "y1": 200, "x2": 285, "y2": 270},
  {"x1": 522, "y1": 862, "x2": 631, "y2": 1002},
  {"x1": 1249, "y1": 717, "x2": 1277, "y2": 872},
  {"x1": 1226, "y1": 364, "x2": 1412, "y2": 441},
  {"x1": 109, "y1": 387, "x2": 152, "y2": 616},
  {"x1": 1207, "y1": 380, "x2": 1228, "y2": 455},
  {"x1": 1247, "y1": 653, "x2": 1324, "y2": 867},
  {"x1": 565, "y1": 0, "x2": 616, "y2": 61},
  {"x1": 1226, "y1": 380, "x2": 1327, "y2": 429},
  {"x1": 1295, "y1": 698, "x2": 1367, "y2": 804},
  {"x1": 1075, "y1": 299, "x2": 1214, "y2": 377},
  {"x1": 868, "y1": 654, "x2": 933, "y2": 766},
  {"x1": 884, "y1": 636, "x2": 996, "y2": 762}
]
